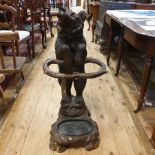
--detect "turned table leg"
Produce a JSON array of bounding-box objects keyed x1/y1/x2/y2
[
  {"x1": 87, "y1": 14, "x2": 92, "y2": 31},
  {"x1": 91, "y1": 24, "x2": 96, "y2": 42},
  {"x1": 135, "y1": 56, "x2": 153, "y2": 112}
]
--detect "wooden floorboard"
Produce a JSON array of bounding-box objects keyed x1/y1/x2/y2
[{"x1": 0, "y1": 23, "x2": 154, "y2": 155}]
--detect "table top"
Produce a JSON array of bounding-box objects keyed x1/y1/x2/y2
[
  {"x1": 106, "y1": 10, "x2": 155, "y2": 19},
  {"x1": 106, "y1": 10, "x2": 155, "y2": 38}
]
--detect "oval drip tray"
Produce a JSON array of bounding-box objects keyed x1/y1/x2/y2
[{"x1": 57, "y1": 120, "x2": 94, "y2": 136}]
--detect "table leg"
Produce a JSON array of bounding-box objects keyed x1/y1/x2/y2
[
  {"x1": 87, "y1": 14, "x2": 92, "y2": 31},
  {"x1": 135, "y1": 56, "x2": 153, "y2": 112},
  {"x1": 115, "y1": 27, "x2": 124, "y2": 76},
  {"x1": 91, "y1": 24, "x2": 96, "y2": 42},
  {"x1": 107, "y1": 26, "x2": 112, "y2": 66}
]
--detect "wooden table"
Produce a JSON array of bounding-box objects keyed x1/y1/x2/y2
[
  {"x1": 105, "y1": 10, "x2": 155, "y2": 112},
  {"x1": 105, "y1": 10, "x2": 155, "y2": 147}
]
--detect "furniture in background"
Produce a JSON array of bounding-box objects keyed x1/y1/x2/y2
[
  {"x1": 105, "y1": 9, "x2": 155, "y2": 147},
  {"x1": 0, "y1": 3, "x2": 31, "y2": 59},
  {"x1": 0, "y1": 4, "x2": 27, "y2": 92},
  {"x1": 87, "y1": 1, "x2": 100, "y2": 42},
  {"x1": 0, "y1": 32, "x2": 26, "y2": 93},
  {"x1": 19, "y1": 0, "x2": 48, "y2": 58},
  {"x1": 95, "y1": 1, "x2": 135, "y2": 47},
  {"x1": 95, "y1": 1, "x2": 155, "y2": 49},
  {"x1": 105, "y1": 10, "x2": 155, "y2": 112}
]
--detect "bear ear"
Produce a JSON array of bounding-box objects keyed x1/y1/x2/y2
[{"x1": 78, "y1": 10, "x2": 87, "y2": 22}]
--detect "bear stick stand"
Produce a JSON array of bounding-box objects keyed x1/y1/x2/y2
[{"x1": 43, "y1": 57, "x2": 107, "y2": 152}]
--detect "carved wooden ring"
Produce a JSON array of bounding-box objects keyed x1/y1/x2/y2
[{"x1": 43, "y1": 57, "x2": 107, "y2": 79}]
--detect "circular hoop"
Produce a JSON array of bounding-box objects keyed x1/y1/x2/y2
[{"x1": 43, "y1": 57, "x2": 107, "y2": 79}]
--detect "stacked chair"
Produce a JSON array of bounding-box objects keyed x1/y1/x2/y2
[
  {"x1": 1, "y1": 0, "x2": 52, "y2": 58},
  {"x1": 0, "y1": 0, "x2": 62, "y2": 100},
  {"x1": 0, "y1": 0, "x2": 58, "y2": 93},
  {"x1": 18, "y1": 0, "x2": 48, "y2": 57},
  {"x1": 0, "y1": 4, "x2": 27, "y2": 92}
]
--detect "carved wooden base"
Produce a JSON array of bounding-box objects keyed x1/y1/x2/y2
[
  {"x1": 49, "y1": 96, "x2": 99, "y2": 152},
  {"x1": 60, "y1": 96, "x2": 86, "y2": 117}
]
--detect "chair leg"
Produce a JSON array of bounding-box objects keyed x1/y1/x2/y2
[
  {"x1": 0, "y1": 85, "x2": 4, "y2": 102},
  {"x1": 27, "y1": 39, "x2": 31, "y2": 61},
  {"x1": 50, "y1": 16, "x2": 54, "y2": 37},
  {"x1": 2, "y1": 46, "x2": 7, "y2": 55},
  {"x1": 15, "y1": 40, "x2": 20, "y2": 56},
  {"x1": 44, "y1": 23, "x2": 47, "y2": 43},
  {"x1": 50, "y1": 23, "x2": 54, "y2": 37},
  {"x1": 95, "y1": 34, "x2": 98, "y2": 43},
  {"x1": 44, "y1": 27, "x2": 47, "y2": 46},
  {"x1": 41, "y1": 30, "x2": 47, "y2": 49},
  {"x1": 31, "y1": 29, "x2": 35, "y2": 58},
  {"x1": 20, "y1": 71, "x2": 25, "y2": 81},
  {"x1": 13, "y1": 73, "x2": 19, "y2": 93}
]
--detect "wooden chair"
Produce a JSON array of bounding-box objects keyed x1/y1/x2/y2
[
  {"x1": 0, "y1": 5, "x2": 27, "y2": 92},
  {"x1": 0, "y1": 33, "x2": 26, "y2": 92},
  {"x1": 0, "y1": 3, "x2": 31, "y2": 59},
  {"x1": 19, "y1": 0, "x2": 50, "y2": 57}
]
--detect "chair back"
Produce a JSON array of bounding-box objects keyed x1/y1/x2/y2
[
  {"x1": 24, "y1": 0, "x2": 46, "y2": 22},
  {"x1": 0, "y1": 4, "x2": 16, "y2": 30},
  {"x1": 18, "y1": 0, "x2": 46, "y2": 34},
  {"x1": 1, "y1": 0, "x2": 14, "y2": 6},
  {"x1": 0, "y1": 0, "x2": 29, "y2": 30}
]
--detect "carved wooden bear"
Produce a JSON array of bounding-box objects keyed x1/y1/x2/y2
[{"x1": 55, "y1": 10, "x2": 87, "y2": 104}]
